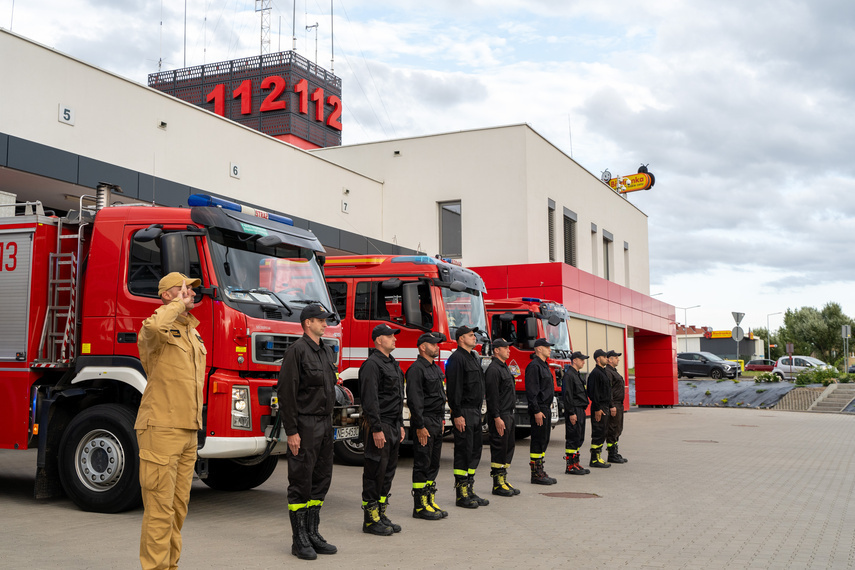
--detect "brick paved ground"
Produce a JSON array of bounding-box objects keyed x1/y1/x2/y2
[{"x1": 3, "y1": 407, "x2": 855, "y2": 569}]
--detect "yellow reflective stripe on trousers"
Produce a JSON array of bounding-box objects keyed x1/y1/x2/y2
[
  {"x1": 413, "y1": 482, "x2": 427, "y2": 489},
  {"x1": 490, "y1": 462, "x2": 504, "y2": 469},
  {"x1": 467, "y1": 469, "x2": 476, "y2": 475},
  {"x1": 288, "y1": 503, "x2": 307, "y2": 512},
  {"x1": 307, "y1": 499, "x2": 323, "y2": 508},
  {"x1": 453, "y1": 469, "x2": 468, "y2": 477},
  {"x1": 565, "y1": 448, "x2": 578, "y2": 454},
  {"x1": 530, "y1": 452, "x2": 545, "y2": 459}
]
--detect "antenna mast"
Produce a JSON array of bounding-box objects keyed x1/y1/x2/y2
[
  {"x1": 306, "y1": 23, "x2": 319, "y2": 64},
  {"x1": 330, "y1": 0, "x2": 334, "y2": 73},
  {"x1": 256, "y1": 0, "x2": 272, "y2": 55},
  {"x1": 292, "y1": 0, "x2": 297, "y2": 51}
]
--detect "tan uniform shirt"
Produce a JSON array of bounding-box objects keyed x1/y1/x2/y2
[{"x1": 135, "y1": 298, "x2": 207, "y2": 430}]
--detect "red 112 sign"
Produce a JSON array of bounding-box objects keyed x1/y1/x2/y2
[{"x1": 206, "y1": 77, "x2": 342, "y2": 131}]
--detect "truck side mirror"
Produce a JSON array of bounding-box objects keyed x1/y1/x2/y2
[
  {"x1": 499, "y1": 312, "x2": 514, "y2": 322},
  {"x1": 401, "y1": 282, "x2": 423, "y2": 328},
  {"x1": 134, "y1": 224, "x2": 163, "y2": 242},
  {"x1": 449, "y1": 280, "x2": 467, "y2": 292},
  {"x1": 547, "y1": 315, "x2": 562, "y2": 327},
  {"x1": 524, "y1": 316, "x2": 538, "y2": 349},
  {"x1": 161, "y1": 233, "x2": 190, "y2": 276},
  {"x1": 381, "y1": 277, "x2": 402, "y2": 290}
]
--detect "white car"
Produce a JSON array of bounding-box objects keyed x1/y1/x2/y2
[{"x1": 772, "y1": 356, "x2": 832, "y2": 380}]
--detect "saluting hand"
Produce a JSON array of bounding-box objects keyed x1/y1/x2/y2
[{"x1": 178, "y1": 280, "x2": 195, "y2": 311}]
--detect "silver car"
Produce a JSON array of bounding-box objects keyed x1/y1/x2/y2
[{"x1": 772, "y1": 356, "x2": 832, "y2": 380}]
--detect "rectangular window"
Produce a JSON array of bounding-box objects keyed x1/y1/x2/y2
[
  {"x1": 327, "y1": 282, "x2": 348, "y2": 319},
  {"x1": 590, "y1": 223, "x2": 598, "y2": 277},
  {"x1": 548, "y1": 199, "x2": 556, "y2": 262},
  {"x1": 563, "y1": 208, "x2": 577, "y2": 267},
  {"x1": 602, "y1": 230, "x2": 614, "y2": 282},
  {"x1": 128, "y1": 232, "x2": 202, "y2": 297},
  {"x1": 439, "y1": 201, "x2": 462, "y2": 258},
  {"x1": 354, "y1": 282, "x2": 372, "y2": 320}
]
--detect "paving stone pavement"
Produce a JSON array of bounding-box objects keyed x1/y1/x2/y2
[{"x1": 3, "y1": 407, "x2": 855, "y2": 569}]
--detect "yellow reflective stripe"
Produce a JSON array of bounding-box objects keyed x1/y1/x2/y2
[
  {"x1": 379, "y1": 496, "x2": 387, "y2": 504},
  {"x1": 413, "y1": 482, "x2": 427, "y2": 489},
  {"x1": 490, "y1": 462, "x2": 504, "y2": 469},
  {"x1": 307, "y1": 499, "x2": 323, "y2": 508},
  {"x1": 565, "y1": 448, "x2": 577, "y2": 454},
  {"x1": 361, "y1": 501, "x2": 368, "y2": 507},
  {"x1": 530, "y1": 452, "x2": 545, "y2": 459},
  {"x1": 467, "y1": 469, "x2": 476, "y2": 475},
  {"x1": 288, "y1": 503, "x2": 307, "y2": 512},
  {"x1": 607, "y1": 443, "x2": 615, "y2": 448},
  {"x1": 504, "y1": 464, "x2": 511, "y2": 469},
  {"x1": 453, "y1": 469, "x2": 468, "y2": 477},
  {"x1": 426, "y1": 480, "x2": 434, "y2": 485},
  {"x1": 591, "y1": 444, "x2": 603, "y2": 450}
]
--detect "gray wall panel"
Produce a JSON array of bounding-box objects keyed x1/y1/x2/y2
[
  {"x1": 339, "y1": 230, "x2": 368, "y2": 254},
  {"x1": 0, "y1": 133, "x2": 7, "y2": 166},
  {"x1": 308, "y1": 222, "x2": 339, "y2": 249},
  {"x1": 8, "y1": 137, "x2": 77, "y2": 183},
  {"x1": 78, "y1": 157, "x2": 139, "y2": 199}
]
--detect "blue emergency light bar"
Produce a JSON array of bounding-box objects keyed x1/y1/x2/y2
[
  {"x1": 188, "y1": 194, "x2": 294, "y2": 226},
  {"x1": 522, "y1": 297, "x2": 542, "y2": 303}
]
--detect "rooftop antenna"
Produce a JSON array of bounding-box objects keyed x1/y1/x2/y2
[
  {"x1": 306, "y1": 22, "x2": 319, "y2": 64},
  {"x1": 256, "y1": 0, "x2": 271, "y2": 55},
  {"x1": 292, "y1": 0, "x2": 297, "y2": 51},
  {"x1": 330, "y1": 0, "x2": 335, "y2": 73},
  {"x1": 183, "y1": 0, "x2": 187, "y2": 67},
  {"x1": 158, "y1": 0, "x2": 163, "y2": 72}
]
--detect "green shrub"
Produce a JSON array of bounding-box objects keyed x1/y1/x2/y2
[
  {"x1": 732, "y1": 378, "x2": 740, "y2": 384},
  {"x1": 840, "y1": 374, "x2": 852, "y2": 384},
  {"x1": 721, "y1": 398, "x2": 728, "y2": 404},
  {"x1": 795, "y1": 367, "x2": 840, "y2": 386},
  {"x1": 705, "y1": 390, "x2": 711, "y2": 396},
  {"x1": 754, "y1": 371, "x2": 780, "y2": 383},
  {"x1": 756, "y1": 389, "x2": 767, "y2": 393}
]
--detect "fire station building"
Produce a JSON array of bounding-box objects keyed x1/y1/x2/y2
[{"x1": 0, "y1": 29, "x2": 677, "y2": 405}]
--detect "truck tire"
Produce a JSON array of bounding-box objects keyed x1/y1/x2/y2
[
  {"x1": 57, "y1": 404, "x2": 142, "y2": 513},
  {"x1": 333, "y1": 438, "x2": 365, "y2": 466},
  {"x1": 710, "y1": 368, "x2": 723, "y2": 380},
  {"x1": 201, "y1": 455, "x2": 279, "y2": 491}
]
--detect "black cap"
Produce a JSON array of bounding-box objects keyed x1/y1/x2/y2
[
  {"x1": 372, "y1": 323, "x2": 401, "y2": 340},
  {"x1": 455, "y1": 326, "x2": 480, "y2": 340},
  {"x1": 492, "y1": 338, "x2": 512, "y2": 348},
  {"x1": 534, "y1": 338, "x2": 554, "y2": 348},
  {"x1": 300, "y1": 303, "x2": 335, "y2": 321},
  {"x1": 593, "y1": 348, "x2": 608, "y2": 359},
  {"x1": 607, "y1": 350, "x2": 622, "y2": 357},
  {"x1": 570, "y1": 351, "x2": 589, "y2": 360},
  {"x1": 417, "y1": 332, "x2": 445, "y2": 345}
]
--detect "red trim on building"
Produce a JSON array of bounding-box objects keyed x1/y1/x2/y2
[{"x1": 274, "y1": 134, "x2": 321, "y2": 150}]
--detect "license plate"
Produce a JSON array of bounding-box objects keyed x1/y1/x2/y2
[{"x1": 334, "y1": 426, "x2": 360, "y2": 441}]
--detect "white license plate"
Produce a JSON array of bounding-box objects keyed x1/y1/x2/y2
[{"x1": 334, "y1": 426, "x2": 360, "y2": 441}]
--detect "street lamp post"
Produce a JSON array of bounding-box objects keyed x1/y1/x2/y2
[
  {"x1": 675, "y1": 305, "x2": 701, "y2": 352},
  {"x1": 767, "y1": 311, "x2": 782, "y2": 361}
]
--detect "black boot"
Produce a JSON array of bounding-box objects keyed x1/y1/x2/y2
[
  {"x1": 502, "y1": 467, "x2": 521, "y2": 495},
  {"x1": 530, "y1": 458, "x2": 555, "y2": 485},
  {"x1": 379, "y1": 496, "x2": 402, "y2": 533},
  {"x1": 306, "y1": 505, "x2": 337, "y2": 555},
  {"x1": 362, "y1": 501, "x2": 393, "y2": 536},
  {"x1": 565, "y1": 453, "x2": 589, "y2": 475},
  {"x1": 615, "y1": 443, "x2": 628, "y2": 463},
  {"x1": 573, "y1": 453, "x2": 590, "y2": 474},
  {"x1": 427, "y1": 482, "x2": 448, "y2": 518},
  {"x1": 540, "y1": 457, "x2": 557, "y2": 484},
  {"x1": 590, "y1": 446, "x2": 611, "y2": 468},
  {"x1": 468, "y1": 475, "x2": 490, "y2": 506},
  {"x1": 491, "y1": 468, "x2": 514, "y2": 497},
  {"x1": 607, "y1": 444, "x2": 628, "y2": 464},
  {"x1": 455, "y1": 476, "x2": 479, "y2": 508},
  {"x1": 289, "y1": 509, "x2": 318, "y2": 560},
  {"x1": 412, "y1": 487, "x2": 442, "y2": 520}
]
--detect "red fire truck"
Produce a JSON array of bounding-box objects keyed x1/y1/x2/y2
[
  {"x1": 0, "y1": 188, "x2": 358, "y2": 512},
  {"x1": 323, "y1": 255, "x2": 490, "y2": 464},
  {"x1": 485, "y1": 297, "x2": 571, "y2": 437}
]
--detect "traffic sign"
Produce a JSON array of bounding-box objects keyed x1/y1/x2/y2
[
  {"x1": 786, "y1": 343, "x2": 794, "y2": 355},
  {"x1": 842, "y1": 325, "x2": 851, "y2": 339},
  {"x1": 732, "y1": 327, "x2": 744, "y2": 342},
  {"x1": 732, "y1": 312, "x2": 745, "y2": 325}
]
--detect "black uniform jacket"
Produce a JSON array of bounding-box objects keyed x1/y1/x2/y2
[
  {"x1": 277, "y1": 334, "x2": 337, "y2": 436},
  {"x1": 607, "y1": 365, "x2": 626, "y2": 408},
  {"x1": 586, "y1": 365, "x2": 611, "y2": 414},
  {"x1": 485, "y1": 357, "x2": 515, "y2": 418},
  {"x1": 405, "y1": 355, "x2": 447, "y2": 429},
  {"x1": 562, "y1": 366, "x2": 589, "y2": 410},
  {"x1": 445, "y1": 347, "x2": 485, "y2": 418},
  {"x1": 359, "y1": 349, "x2": 405, "y2": 432},
  {"x1": 525, "y1": 356, "x2": 554, "y2": 415}
]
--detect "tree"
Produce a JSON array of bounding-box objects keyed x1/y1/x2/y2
[
  {"x1": 777, "y1": 303, "x2": 855, "y2": 365},
  {"x1": 753, "y1": 327, "x2": 783, "y2": 361}
]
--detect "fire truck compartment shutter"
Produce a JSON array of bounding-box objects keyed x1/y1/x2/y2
[{"x1": 190, "y1": 206, "x2": 324, "y2": 252}]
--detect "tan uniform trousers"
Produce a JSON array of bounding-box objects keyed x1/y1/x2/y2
[{"x1": 137, "y1": 426, "x2": 198, "y2": 570}]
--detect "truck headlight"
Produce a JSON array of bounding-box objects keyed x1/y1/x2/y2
[{"x1": 232, "y1": 386, "x2": 251, "y2": 430}]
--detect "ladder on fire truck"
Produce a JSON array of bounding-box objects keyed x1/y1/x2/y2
[{"x1": 33, "y1": 217, "x2": 82, "y2": 369}]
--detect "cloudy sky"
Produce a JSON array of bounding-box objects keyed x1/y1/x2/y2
[{"x1": 4, "y1": 0, "x2": 854, "y2": 333}]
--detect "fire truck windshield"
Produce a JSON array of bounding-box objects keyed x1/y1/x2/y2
[
  {"x1": 441, "y1": 288, "x2": 487, "y2": 339},
  {"x1": 207, "y1": 228, "x2": 333, "y2": 320},
  {"x1": 543, "y1": 318, "x2": 571, "y2": 353}
]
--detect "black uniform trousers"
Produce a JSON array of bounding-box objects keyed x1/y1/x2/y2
[
  {"x1": 362, "y1": 421, "x2": 401, "y2": 502},
  {"x1": 590, "y1": 410, "x2": 609, "y2": 447},
  {"x1": 287, "y1": 415, "x2": 333, "y2": 506},
  {"x1": 607, "y1": 408, "x2": 625, "y2": 444},
  {"x1": 563, "y1": 406, "x2": 587, "y2": 451},
  {"x1": 488, "y1": 413, "x2": 515, "y2": 466},
  {"x1": 452, "y1": 408, "x2": 482, "y2": 476},
  {"x1": 412, "y1": 415, "x2": 444, "y2": 484},
  {"x1": 529, "y1": 405, "x2": 552, "y2": 456}
]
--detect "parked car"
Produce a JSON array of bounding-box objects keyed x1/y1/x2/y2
[
  {"x1": 744, "y1": 359, "x2": 776, "y2": 372},
  {"x1": 849, "y1": 363, "x2": 855, "y2": 374},
  {"x1": 772, "y1": 356, "x2": 833, "y2": 380},
  {"x1": 677, "y1": 352, "x2": 741, "y2": 379}
]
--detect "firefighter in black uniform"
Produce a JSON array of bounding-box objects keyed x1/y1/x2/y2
[
  {"x1": 445, "y1": 325, "x2": 489, "y2": 509},
  {"x1": 485, "y1": 338, "x2": 520, "y2": 496},
  {"x1": 406, "y1": 332, "x2": 448, "y2": 520},
  {"x1": 586, "y1": 348, "x2": 611, "y2": 468},
  {"x1": 606, "y1": 349, "x2": 628, "y2": 464},
  {"x1": 562, "y1": 351, "x2": 591, "y2": 475},
  {"x1": 360, "y1": 324, "x2": 406, "y2": 536},
  {"x1": 277, "y1": 303, "x2": 339, "y2": 560},
  {"x1": 526, "y1": 338, "x2": 557, "y2": 485}
]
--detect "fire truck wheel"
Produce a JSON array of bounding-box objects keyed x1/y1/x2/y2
[
  {"x1": 201, "y1": 455, "x2": 279, "y2": 491},
  {"x1": 333, "y1": 439, "x2": 365, "y2": 466},
  {"x1": 57, "y1": 404, "x2": 142, "y2": 513}
]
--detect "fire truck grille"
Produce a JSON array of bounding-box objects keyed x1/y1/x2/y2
[{"x1": 252, "y1": 334, "x2": 340, "y2": 365}]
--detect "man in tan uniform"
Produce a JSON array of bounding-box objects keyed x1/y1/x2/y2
[{"x1": 136, "y1": 272, "x2": 206, "y2": 570}]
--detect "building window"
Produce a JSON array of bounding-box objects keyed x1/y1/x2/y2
[
  {"x1": 564, "y1": 207, "x2": 577, "y2": 267},
  {"x1": 439, "y1": 201, "x2": 462, "y2": 258},
  {"x1": 548, "y1": 199, "x2": 556, "y2": 262},
  {"x1": 603, "y1": 230, "x2": 614, "y2": 282}
]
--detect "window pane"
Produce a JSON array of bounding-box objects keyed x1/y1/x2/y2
[
  {"x1": 354, "y1": 282, "x2": 372, "y2": 320},
  {"x1": 328, "y1": 282, "x2": 348, "y2": 319},
  {"x1": 439, "y1": 201, "x2": 462, "y2": 257}
]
